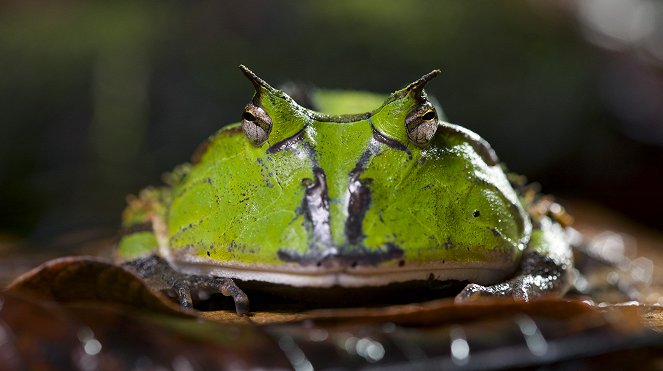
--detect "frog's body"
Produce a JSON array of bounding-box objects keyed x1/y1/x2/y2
[{"x1": 116, "y1": 66, "x2": 573, "y2": 314}]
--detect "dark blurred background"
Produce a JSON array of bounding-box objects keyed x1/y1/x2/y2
[{"x1": 1, "y1": 0, "x2": 663, "y2": 252}]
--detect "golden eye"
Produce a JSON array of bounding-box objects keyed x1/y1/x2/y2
[
  {"x1": 405, "y1": 103, "x2": 438, "y2": 147},
  {"x1": 241, "y1": 103, "x2": 272, "y2": 145}
]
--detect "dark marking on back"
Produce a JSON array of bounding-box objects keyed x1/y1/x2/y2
[
  {"x1": 345, "y1": 139, "x2": 381, "y2": 245},
  {"x1": 174, "y1": 222, "x2": 192, "y2": 237},
  {"x1": 301, "y1": 167, "x2": 332, "y2": 251},
  {"x1": 266, "y1": 129, "x2": 305, "y2": 154},
  {"x1": 368, "y1": 119, "x2": 412, "y2": 159},
  {"x1": 346, "y1": 171, "x2": 371, "y2": 245},
  {"x1": 256, "y1": 158, "x2": 274, "y2": 188}
]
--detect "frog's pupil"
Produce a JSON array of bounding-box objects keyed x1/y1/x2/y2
[
  {"x1": 473, "y1": 210, "x2": 481, "y2": 217},
  {"x1": 243, "y1": 111, "x2": 256, "y2": 121},
  {"x1": 422, "y1": 111, "x2": 436, "y2": 121}
]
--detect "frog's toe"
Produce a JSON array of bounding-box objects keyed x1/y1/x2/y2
[
  {"x1": 455, "y1": 282, "x2": 513, "y2": 303},
  {"x1": 509, "y1": 278, "x2": 534, "y2": 302},
  {"x1": 217, "y1": 278, "x2": 250, "y2": 316},
  {"x1": 173, "y1": 281, "x2": 195, "y2": 309},
  {"x1": 455, "y1": 283, "x2": 481, "y2": 302},
  {"x1": 189, "y1": 276, "x2": 250, "y2": 315},
  {"x1": 455, "y1": 283, "x2": 490, "y2": 302}
]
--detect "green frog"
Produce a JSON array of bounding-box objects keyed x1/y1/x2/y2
[{"x1": 115, "y1": 66, "x2": 573, "y2": 315}]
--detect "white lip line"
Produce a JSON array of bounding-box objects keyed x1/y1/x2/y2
[
  {"x1": 172, "y1": 257, "x2": 513, "y2": 275},
  {"x1": 171, "y1": 258, "x2": 516, "y2": 287}
]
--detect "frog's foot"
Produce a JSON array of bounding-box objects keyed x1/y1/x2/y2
[
  {"x1": 186, "y1": 275, "x2": 250, "y2": 315},
  {"x1": 122, "y1": 255, "x2": 250, "y2": 315},
  {"x1": 455, "y1": 250, "x2": 573, "y2": 303}
]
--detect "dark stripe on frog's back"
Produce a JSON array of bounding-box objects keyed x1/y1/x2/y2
[
  {"x1": 266, "y1": 129, "x2": 308, "y2": 156},
  {"x1": 368, "y1": 118, "x2": 411, "y2": 159},
  {"x1": 275, "y1": 121, "x2": 406, "y2": 267},
  {"x1": 345, "y1": 138, "x2": 381, "y2": 245},
  {"x1": 302, "y1": 120, "x2": 374, "y2": 248}
]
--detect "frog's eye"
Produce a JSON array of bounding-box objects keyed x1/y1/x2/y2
[
  {"x1": 241, "y1": 103, "x2": 272, "y2": 145},
  {"x1": 405, "y1": 102, "x2": 438, "y2": 147}
]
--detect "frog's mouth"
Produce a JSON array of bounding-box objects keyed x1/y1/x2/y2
[{"x1": 172, "y1": 256, "x2": 517, "y2": 288}]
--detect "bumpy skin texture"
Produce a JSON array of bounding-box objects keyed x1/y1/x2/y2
[{"x1": 116, "y1": 66, "x2": 573, "y2": 313}]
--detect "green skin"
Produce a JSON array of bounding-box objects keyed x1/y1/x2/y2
[{"x1": 117, "y1": 66, "x2": 573, "y2": 314}]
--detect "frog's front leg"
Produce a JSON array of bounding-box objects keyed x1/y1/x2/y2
[
  {"x1": 456, "y1": 217, "x2": 574, "y2": 302},
  {"x1": 122, "y1": 255, "x2": 250, "y2": 315}
]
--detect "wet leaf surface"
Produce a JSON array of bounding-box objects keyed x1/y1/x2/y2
[
  {"x1": 7, "y1": 256, "x2": 185, "y2": 317},
  {"x1": 2, "y1": 289, "x2": 662, "y2": 370},
  {"x1": 0, "y1": 292, "x2": 291, "y2": 370},
  {"x1": 3, "y1": 256, "x2": 663, "y2": 370}
]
